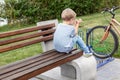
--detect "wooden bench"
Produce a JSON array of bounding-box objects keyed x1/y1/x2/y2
[{"x1": 0, "y1": 20, "x2": 83, "y2": 80}]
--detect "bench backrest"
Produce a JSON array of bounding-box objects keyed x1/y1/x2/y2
[{"x1": 0, "y1": 23, "x2": 55, "y2": 53}]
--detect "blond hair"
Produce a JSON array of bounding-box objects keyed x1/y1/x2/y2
[{"x1": 61, "y1": 8, "x2": 76, "y2": 21}]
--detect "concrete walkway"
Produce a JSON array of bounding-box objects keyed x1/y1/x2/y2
[{"x1": 97, "y1": 58, "x2": 120, "y2": 80}]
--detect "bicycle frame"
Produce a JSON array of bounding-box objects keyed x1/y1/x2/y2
[
  {"x1": 100, "y1": 18, "x2": 120, "y2": 42},
  {"x1": 111, "y1": 19, "x2": 120, "y2": 35}
]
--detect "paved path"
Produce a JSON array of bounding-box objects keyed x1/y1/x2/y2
[{"x1": 97, "y1": 58, "x2": 120, "y2": 80}]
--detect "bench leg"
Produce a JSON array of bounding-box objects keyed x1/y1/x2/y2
[
  {"x1": 37, "y1": 19, "x2": 58, "y2": 52},
  {"x1": 60, "y1": 56, "x2": 97, "y2": 80},
  {"x1": 41, "y1": 40, "x2": 54, "y2": 52}
]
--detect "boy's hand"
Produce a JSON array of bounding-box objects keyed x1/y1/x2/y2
[
  {"x1": 75, "y1": 18, "x2": 83, "y2": 28},
  {"x1": 76, "y1": 18, "x2": 83, "y2": 24},
  {"x1": 78, "y1": 18, "x2": 83, "y2": 23},
  {"x1": 74, "y1": 19, "x2": 83, "y2": 34}
]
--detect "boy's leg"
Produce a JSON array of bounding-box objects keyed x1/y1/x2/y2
[
  {"x1": 73, "y1": 35, "x2": 93, "y2": 57},
  {"x1": 73, "y1": 35, "x2": 90, "y2": 53}
]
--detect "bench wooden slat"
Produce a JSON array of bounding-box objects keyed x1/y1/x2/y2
[
  {"x1": 0, "y1": 29, "x2": 55, "y2": 46},
  {"x1": 0, "y1": 35, "x2": 53, "y2": 53},
  {"x1": 0, "y1": 49, "x2": 56, "y2": 75},
  {"x1": 0, "y1": 23, "x2": 55, "y2": 38},
  {"x1": 0, "y1": 51, "x2": 64, "y2": 79},
  {"x1": 2, "y1": 50, "x2": 83, "y2": 80},
  {"x1": 0, "y1": 49, "x2": 55, "y2": 72}
]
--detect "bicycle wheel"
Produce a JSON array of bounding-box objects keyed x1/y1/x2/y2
[{"x1": 86, "y1": 26, "x2": 119, "y2": 58}]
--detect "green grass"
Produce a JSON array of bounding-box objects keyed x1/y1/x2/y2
[
  {"x1": 0, "y1": 44, "x2": 43, "y2": 66},
  {"x1": 0, "y1": 10, "x2": 120, "y2": 66}
]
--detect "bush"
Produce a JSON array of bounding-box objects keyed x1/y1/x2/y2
[{"x1": 1, "y1": 0, "x2": 120, "y2": 25}]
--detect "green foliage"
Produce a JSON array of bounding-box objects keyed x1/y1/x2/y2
[{"x1": 0, "y1": 0, "x2": 120, "y2": 25}]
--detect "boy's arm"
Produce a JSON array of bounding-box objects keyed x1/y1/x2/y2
[{"x1": 74, "y1": 19, "x2": 82, "y2": 34}]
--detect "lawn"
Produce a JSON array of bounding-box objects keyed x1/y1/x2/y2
[{"x1": 0, "y1": 10, "x2": 120, "y2": 66}]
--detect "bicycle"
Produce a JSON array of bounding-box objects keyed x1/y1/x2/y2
[{"x1": 86, "y1": 6, "x2": 120, "y2": 59}]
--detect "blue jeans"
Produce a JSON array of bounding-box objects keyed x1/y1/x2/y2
[{"x1": 72, "y1": 35, "x2": 90, "y2": 53}]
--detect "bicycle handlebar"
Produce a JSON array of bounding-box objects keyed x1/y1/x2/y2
[{"x1": 102, "y1": 6, "x2": 120, "y2": 18}]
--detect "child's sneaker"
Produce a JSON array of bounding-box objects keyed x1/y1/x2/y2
[{"x1": 83, "y1": 52, "x2": 93, "y2": 57}]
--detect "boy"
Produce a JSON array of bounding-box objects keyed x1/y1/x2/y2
[{"x1": 53, "y1": 8, "x2": 92, "y2": 57}]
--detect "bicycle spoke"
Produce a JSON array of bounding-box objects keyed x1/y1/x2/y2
[{"x1": 87, "y1": 26, "x2": 118, "y2": 58}]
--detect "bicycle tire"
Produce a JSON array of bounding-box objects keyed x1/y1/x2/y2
[{"x1": 86, "y1": 26, "x2": 119, "y2": 58}]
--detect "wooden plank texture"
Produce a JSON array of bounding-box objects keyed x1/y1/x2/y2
[
  {"x1": 0, "y1": 50, "x2": 63, "y2": 79},
  {"x1": 0, "y1": 29, "x2": 55, "y2": 46},
  {"x1": 0, "y1": 35, "x2": 53, "y2": 53},
  {"x1": 0, "y1": 23, "x2": 55, "y2": 38},
  {"x1": 0, "y1": 50, "x2": 83, "y2": 80},
  {"x1": 0, "y1": 49, "x2": 55, "y2": 75}
]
